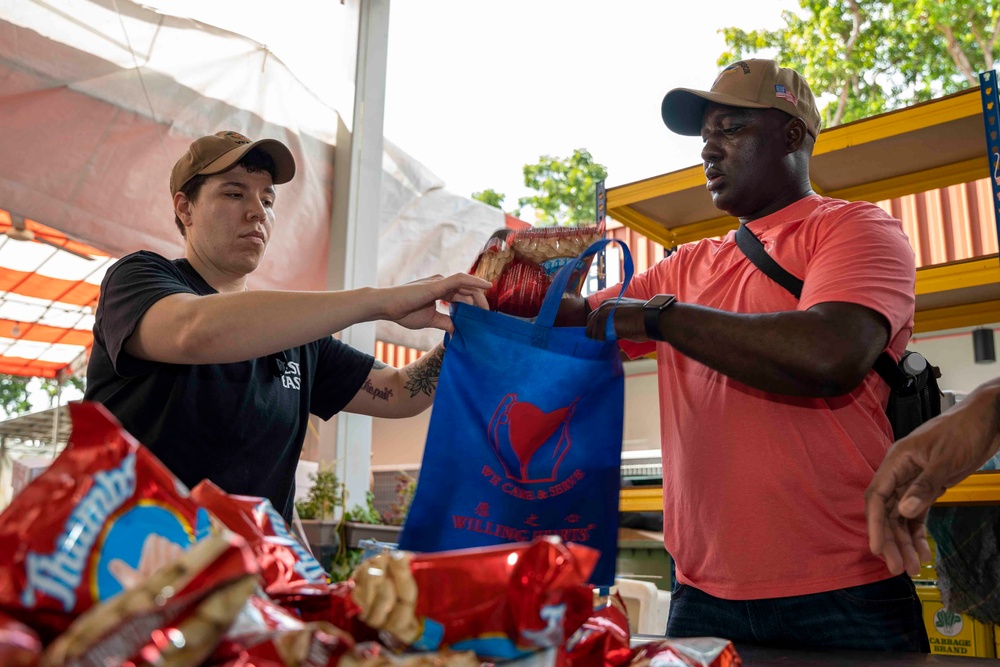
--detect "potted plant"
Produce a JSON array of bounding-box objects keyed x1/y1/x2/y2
[
  {"x1": 295, "y1": 468, "x2": 343, "y2": 566},
  {"x1": 342, "y1": 472, "x2": 416, "y2": 548}
]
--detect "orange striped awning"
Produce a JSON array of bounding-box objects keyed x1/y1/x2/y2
[{"x1": 0, "y1": 209, "x2": 114, "y2": 379}]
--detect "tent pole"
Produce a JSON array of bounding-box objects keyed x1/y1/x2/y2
[
  {"x1": 51, "y1": 372, "x2": 63, "y2": 458},
  {"x1": 321, "y1": 0, "x2": 390, "y2": 514}
]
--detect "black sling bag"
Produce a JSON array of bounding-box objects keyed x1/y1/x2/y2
[{"x1": 734, "y1": 223, "x2": 941, "y2": 440}]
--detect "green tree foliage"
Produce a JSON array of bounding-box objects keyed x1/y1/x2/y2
[
  {"x1": 0, "y1": 376, "x2": 33, "y2": 417},
  {"x1": 471, "y1": 188, "x2": 507, "y2": 210},
  {"x1": 517, "y1": 149, "x2": 608, "y2": 227},
  {"x1": 0, "y1": 374, "x2": 86, "y2": 418},
  {"x1": 719, "y1": 0, "x2": 999, "y2": 127}
]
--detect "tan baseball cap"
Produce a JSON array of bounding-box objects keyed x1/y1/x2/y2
[
  {"x1": 661, "y1": 59, "x2": 821, "y2": 138},
  {"x1": 170, "y1": 130, "x2": 296, "y2": 195}
]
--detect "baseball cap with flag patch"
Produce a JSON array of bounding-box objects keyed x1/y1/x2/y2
[
  {"x1": 661, "y1": 59, "x2": 821, "y2": 138},
  {"x1": 170, "y1": 131, "x2": 296, "y2": 195}
]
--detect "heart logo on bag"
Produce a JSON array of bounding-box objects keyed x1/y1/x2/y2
[{"x1": 488, "y1": 394, "x2": 579, "y2": 484}]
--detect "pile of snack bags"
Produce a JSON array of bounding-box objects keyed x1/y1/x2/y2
[{"x1": 0, "y1": 402, "x2": 740, "y2": 667}]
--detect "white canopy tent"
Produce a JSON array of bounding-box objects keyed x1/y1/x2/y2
[
  {"x1": 0, "y1": 0, "x2": 503, "y2": 309},
  {"x1": 0, "y1": 0, "x2": 506, "y2": 503}
]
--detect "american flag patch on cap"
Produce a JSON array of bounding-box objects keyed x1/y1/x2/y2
[{"x1": 775, "y1": 84, "x2": 798, "y2": 106}]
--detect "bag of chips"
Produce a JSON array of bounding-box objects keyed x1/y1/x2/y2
[
  {"x1": 563, "y1": 594, "x2": 632, "y2": 667},
  {"x1": 470, "y1": 223, "x2": 606, "y2": 318},
  {"x1": 0, "y1": 611, "x2": 42, "y2": 667},
  {"x1": 0, "y1": 402, "x2": 212, "y2": 640},
  {"x1": 211, "y1": 593, "x2": 355, "y2": 667},
  {"x1": 40, "y1": 532, "x2": 258, "y2": 667},
  {"x1": 350, "y1": 538, "x2": 597, "y2": 661},
  {"x1": 192, "y1": 480, "x2": 327, "y2": 596},
  {"x1": 628, "y1": 638, "x2": 741, "y2": 667}
]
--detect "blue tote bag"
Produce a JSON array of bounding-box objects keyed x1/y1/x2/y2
[{"x1": 399, "y1": 239, "x2": 633, "y2": 586}]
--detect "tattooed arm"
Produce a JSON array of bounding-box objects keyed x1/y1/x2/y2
[{"x1": 343, "y1": 345, "x2": 446, "y2": 419}]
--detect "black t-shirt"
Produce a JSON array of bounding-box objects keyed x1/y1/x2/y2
[{"x1": 84, "y1": 251, "x2": 374, "y2": 522}]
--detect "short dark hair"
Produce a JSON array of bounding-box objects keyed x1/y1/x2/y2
[{"x1": 173, "y1": 149, "x2": 278, "y2": 236}]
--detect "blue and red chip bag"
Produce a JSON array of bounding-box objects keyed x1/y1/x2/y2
[{"x1": 0, "y1": 402, "x2": 211, "y2": 639}]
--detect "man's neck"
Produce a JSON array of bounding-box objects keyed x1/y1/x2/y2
[
  {"x1": 184, "y1": 249, "x2": 249, "y2": 293},
  {"x1": 738, "y1": 186, "x2": 817, "y2": 225}
]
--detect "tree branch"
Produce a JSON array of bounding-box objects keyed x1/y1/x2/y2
[
  {"x1": 833, "y1": 77, "x2": 851, "y2": 126},
  {"x1": 981, "y1": 13, "x2": 1000, "y2": 70},
  {"x1": 832, "y1": 0, "x2": 864, "y2": 126},
  {"x1": 969, "y1": 20, "x2": 990, "y2": 70},
  {"x1": 938, "y1": 23, "x2": 977, "y2": 84}
]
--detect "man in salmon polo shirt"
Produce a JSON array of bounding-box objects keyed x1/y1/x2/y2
[{"x1": 560, "y1": 59, "x2": 926, "y2": 651}]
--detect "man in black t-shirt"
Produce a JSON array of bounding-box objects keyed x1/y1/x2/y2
[{"x1": 84, "y1": 131, "x2": 489, "y2": 523}]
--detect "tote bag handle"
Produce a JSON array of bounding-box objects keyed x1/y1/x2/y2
[{"x1": 535, "y1": 238, "x2": 634, "y2": 339}]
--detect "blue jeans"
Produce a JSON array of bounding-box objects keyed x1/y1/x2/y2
[{"x1": 666, "y1": 574, "x2": 930, "y2": 652}]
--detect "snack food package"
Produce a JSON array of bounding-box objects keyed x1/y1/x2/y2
[
  {"x1": 275, "y1": 581, "x2": 369, "y2": 641},
  {"x1": 339, "y1": 642, "x2": 480, "y2": 667},
  {"x1": 212, "y1": 593, "x2": 354, "y2": 667},
  {"x1": 0, "y1": 611, "x2": 42, "y2": 667},
  {"x1": 509, "y1": 225, "x2": 605, "y2": 282},
  {"x1": 628, "y1": 638, "x2": 741, "y2": 667},
  {"x1": 191, "y1": 480, "x2": 327, "y2": 596},
  {"x1": 562, "y1": 593, "x2": 631, "y2": 667},
  {"x1": 40, "y1": 531, "x2": 259, "y2": 667},
  {"x1": 0, "y1": 402, "x2": 212, "y2": 639},
  {"x1": 350, "y1": 537, "x2": 598, "y2": 660},
  {"x1": 469, "y1": 223, "x2": 605, "y2": 318},
  {"x1": 493, "y1": 258, "x2": 551, "y2": 318}
]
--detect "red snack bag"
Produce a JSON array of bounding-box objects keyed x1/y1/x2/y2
[
  {"x1": 351, "y1": 537, "x2": 597, "y2": 660},
  {"x1": 212, "y1": 593, "x2": 354, "y2": 667},
  {"x1": 0, "y1": 611, "x2": 41, "y2": 667},
  {"x1": 628, "y1": 638, "x2": 741, "y2": 667},
  {"x1": 275, "y1": 581, "x2": 371, "y2": 641},
  {"x1": 339, "y1": 642, "x2": 480, "y2": 667},
  {"x1": 192, "y1": 480, "x2": 328, "y2": 595},
  {"x1": 563, "y1": 593, "x2": 632, "y2": 667},
  {"x1": 0, "y1": 402, "x2": 213, "y2": 639},
  {"x1": 493, "y1": 258, "x2": 550, "y2": 318},
  {"x1": 40, "y1": 532, "x2": 259, "y2": 667}
]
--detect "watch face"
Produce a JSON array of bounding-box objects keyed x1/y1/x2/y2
[{"x1": 647, "y1": 294, "x2": 674, "y2": 310}]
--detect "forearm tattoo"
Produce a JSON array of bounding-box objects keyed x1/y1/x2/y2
[
  {"x1": 403, "y1": 346, "x2": 445, "y2": 398},
  {"x1": 361, "y1": 378, "x2": 393, "y2": 401}
]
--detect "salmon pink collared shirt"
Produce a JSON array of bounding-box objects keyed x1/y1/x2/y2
[{"x1": 590, "y1": 195, "x2": 916, "y2": 599}]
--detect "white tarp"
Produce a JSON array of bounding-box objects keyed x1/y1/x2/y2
[
  {"x1": 376, "y1": 140, "x2": 503, "y2": 349},
  {"x1": 0, "y1": 0, "x2": 343, "y2": 292},
  {"x1": 0, "y1": 0, "x2": 505, "y2": 351}
]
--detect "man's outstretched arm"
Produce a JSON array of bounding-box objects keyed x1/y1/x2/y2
[{"x1": 866, "y1": 376, "x2": 1000, "y2": 576}]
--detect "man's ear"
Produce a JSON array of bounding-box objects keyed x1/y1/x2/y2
[
  {"x1": 174, "y1": 191, "x2": 194, "y2": 229},
  {"x1": 786, "y1": 117, "x2": 808, "y2": 153}
]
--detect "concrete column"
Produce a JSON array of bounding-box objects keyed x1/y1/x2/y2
[{"x1": 318, "y1": 0, "x2": 390, "y2": 514}]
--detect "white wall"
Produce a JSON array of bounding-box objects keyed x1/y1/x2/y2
[
  {"x1": 371, "y1": 410, "x2": 430, "y2": 468},
  {"x1": 621, "y1": 358, "x2": 661, "y2": 452},
  {"x1": 908, "y1": 324, "x2": 1000, "y2": 395}
]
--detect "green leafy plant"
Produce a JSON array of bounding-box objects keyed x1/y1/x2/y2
[
  {"x1": 328, "y1": 547, "x2": 366, "y2": 583},
  {"x1": 344, "y1": 491, "x2": 382, "y2": 524},
  {"x1": 294, "y1": 469, "x2": 342, "y2": 520},
  {"x1": 381, "y1": 472, "x2": 417, "y2": 526}
]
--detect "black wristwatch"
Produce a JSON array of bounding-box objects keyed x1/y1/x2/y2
[{"x1": 643, "y1": 294, "x2": 677, "y2": 340}]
